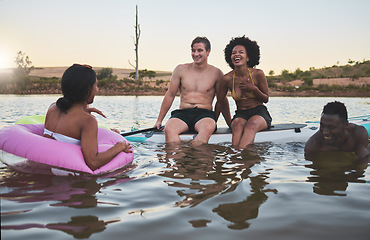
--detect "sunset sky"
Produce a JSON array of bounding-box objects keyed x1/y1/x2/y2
[{"x1": 1, "y1": 0, "x2": 369, "y2": 74}]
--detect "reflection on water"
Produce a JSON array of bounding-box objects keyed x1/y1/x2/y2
[
  {"x1": 0, "y1": 168, "x2": 132, "y2": 238},
  {"x1": 213, "y1": 174, "x2": 272, "y2": 230},
  {"x1": 2, "y1": 215, "x2": 119, "y2": 239},
  {"x1": 0, "y1": 168, "x2": 133, "y2": 208},
  {"x1": 1, "y1": 96, "x2": 370, "y2": 239},
  {"x1": 1, "y1": 172, "x2": 99, "y2": 207},
  {"x1": 157, "y1": 143, "x2": 277, "y2": 229},
  {"x1": 305, "y1": 152, "x2": 367, "y2": 196},
  {"x1": 159, "y1": 144, "x2": 261, "y2": 208}
]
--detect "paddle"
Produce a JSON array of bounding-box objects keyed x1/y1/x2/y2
[{"x1": 120, "y1": 126, "x2": 163, "y2": 137}]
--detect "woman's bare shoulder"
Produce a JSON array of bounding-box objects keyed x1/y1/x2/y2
[
  {"x1": 79, "y1": 112, "x2": 99, "y2": 134},
  {"x1": 46, "y1": 102, "x2": 58, "y2": 112},
  {"x1": 253, "y1": 68, "x2": 266, "y2": 77},
  {"x1": 223, "y1": 70, "x2": 234, "y2": 79}
]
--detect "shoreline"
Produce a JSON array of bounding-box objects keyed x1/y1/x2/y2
[
  {"x1": 1, "y1": 90, "x2": 368, "y2": 97},
  {"x1": 1, "y1": 67, "x2": 369, "y2": 97}
]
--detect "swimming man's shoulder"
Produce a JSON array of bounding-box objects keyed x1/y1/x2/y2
[
  {"x1": 305, "y1": 131, "x2": 323, "y2": 152},
  {"x1": 351, "y1": 123, "x2": 368, "y2": 140}
]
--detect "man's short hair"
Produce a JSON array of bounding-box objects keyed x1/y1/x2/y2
[
  {"x1": 322, "y1": 101, "x2": 348, "y2": 122},
  {"x1": 191, "y1": 37, "x2": 211, "y2": 52}
]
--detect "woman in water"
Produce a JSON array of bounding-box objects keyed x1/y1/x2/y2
[
  {"x1": 44, "y1": 64, "x2": 131, "y2": 170},
  {"x1": 215, "y1": 36, "x2": 272, "y2": 149}
]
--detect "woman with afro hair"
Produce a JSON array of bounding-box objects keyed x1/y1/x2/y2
[{"x1": 215, "y1": 36, "x2": 272, "y2": 149}]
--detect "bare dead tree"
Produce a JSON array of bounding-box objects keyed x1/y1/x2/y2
[{"x1": 129, "y1": 5, "x2": 141, "y2": 81}]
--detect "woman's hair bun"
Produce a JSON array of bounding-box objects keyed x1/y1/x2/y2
[{"x1": 56, "y1": 97, "x2": 72, "y2": 113}]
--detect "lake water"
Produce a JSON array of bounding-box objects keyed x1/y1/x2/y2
[{"x1": 1, "y1": 95, "x2": 370, "y2": 239}]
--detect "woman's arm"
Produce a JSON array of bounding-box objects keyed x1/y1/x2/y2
[
  {"x1": 86, "y1": 107, "x2": 106, "y2": 118},
  {"x1": 215, "y1": 74, "x2": 231, "y2": 126},
  {"x1": 252, "y1": 69, "x2": 269, "y2": 103},
  {"x1": 80, "y1": 116, "x2": 132, "y2": 171}
]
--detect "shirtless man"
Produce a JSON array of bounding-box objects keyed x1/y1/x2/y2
[
  {"x1": 154, "y1": 37, "x2": 231, "y2": 145},
  {"x1": 305, "y1": 101, "x2": 369, "y2": 161}
]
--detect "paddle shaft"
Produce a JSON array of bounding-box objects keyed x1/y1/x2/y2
[{"x1": 121, "y1": 126, "x2": 163, "y2": 137}]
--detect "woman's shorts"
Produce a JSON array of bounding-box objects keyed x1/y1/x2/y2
[{"x1": 232, "y1": 105, "x2": 272, "y2": 128}]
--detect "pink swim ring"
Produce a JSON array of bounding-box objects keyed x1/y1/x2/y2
[{"x1": 0, "y1": 123, "x2": 134, "y2": 175}]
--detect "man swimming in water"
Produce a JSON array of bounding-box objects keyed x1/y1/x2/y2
[
  {"x1": 154, "y1": 36, "x2": 231, "y2": 145},
  {"x1": 305, "y1": 101, "x2": 369, "y2": 161}
]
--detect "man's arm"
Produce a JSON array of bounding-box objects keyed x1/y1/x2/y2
[
  {"x1": 154, "y1": 65, "x2": 182, "y2": 128},
  {"x1": 354, "y1": 125, "x2": 370, "y2": 161}
]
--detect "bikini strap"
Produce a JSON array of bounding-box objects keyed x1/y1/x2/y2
[
  {"x1": 247, "y1": 68, "x2": 254, "y2": 85},
  {"x1": 232, "y1": 72, "x2": 235, "y2": 90}
]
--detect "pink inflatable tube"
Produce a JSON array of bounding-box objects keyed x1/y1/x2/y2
[{"x1": 0, "y1": 124, "x2": 134, "y2": 174}]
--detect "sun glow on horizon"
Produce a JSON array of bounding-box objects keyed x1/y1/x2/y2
[{"x1": 0, "y1": 52, "x2": 13, "y2": 69}]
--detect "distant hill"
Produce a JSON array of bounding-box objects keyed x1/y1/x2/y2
[
  {"x1": 267, "y1": 60, "x2": 370, "y2": 87},
  {"x1": 28, "y1": 67, "x2": 172, "y2": 81},
  {"x1": 0, "y1": 67, "x2": 172, "y2": 81},
  {"x1": 0, "y1": 61, "x2": 369, "y2": 96}
]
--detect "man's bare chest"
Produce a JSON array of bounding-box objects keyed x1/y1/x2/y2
[{"x1": 180, "y1": 77, "x2": 216, "y2": 93}]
